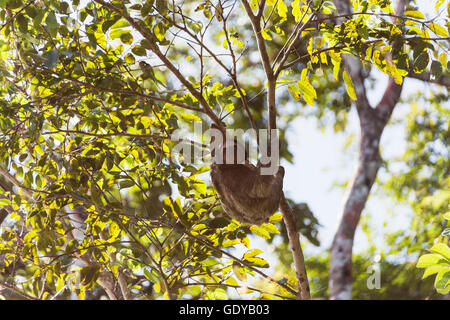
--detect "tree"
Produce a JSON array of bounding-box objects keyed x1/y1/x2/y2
[
  {"x1": 386, "y1": 94, "x2": 449, "y2": 297},
  {"x1": 0, "y1": 0, "x2": 448, "y2": 300},
  {"x1": 327, "y1": 0, "x2": 449, "y2": 299}
]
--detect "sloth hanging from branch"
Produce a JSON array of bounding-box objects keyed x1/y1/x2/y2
[
  {"x1": 208, "y1": 123, "x2": 310, "y2": 300},
  {"x1": 209, "y1": 123, "x2": 285, "y2": 225}
]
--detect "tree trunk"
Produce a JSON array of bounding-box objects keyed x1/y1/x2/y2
[
  {"x1": 329, "y1": 77, "x2": 403, "y2": 299},
  {"x1": 329, "y1": 126, "x2": 382, "y2": 299},
  {"x1": 328, "y1": 0, "x2": 407, "y2": 299}
]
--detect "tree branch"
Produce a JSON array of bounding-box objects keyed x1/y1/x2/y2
[
  {"x1": 328, "y1": 0, "x2": 409, "y2": 300},
  {"x1": 406, "y1": 71, "x2": 450, "y2": 88},
  {"x1": 273, "y1": 0, "x2": 319, "y2": 78},
  {"x1": 241, "y1": 0, "x2": 277, "y2": 130},
  {"x1": 93, "y1": 0, "x2": 224, "y2": 131},
  {"x1": 279, "y1": 194, "x2": 311, "y2": 300},
  {"x1": 0, "y1": 165, "x2": 33, "y2": 199},
  {"x1": 241, "y1": 0, "x2": 311, "y2": 299},
  {"x1": 0, "y1": 282, "x2": 38, "y2": 300}
]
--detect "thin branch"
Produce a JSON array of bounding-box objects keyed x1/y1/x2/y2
[
  {"x1": 75, "y1": 82, "x2": 205, "y2": 114},
  {"x1": 279, "y1": 194, "x2": 311, "y2": 300},
  {"x1": 41, "y1": 129, "x2": 207, "y2": 149},
  {"x1": 241, "y1": 0, "x2": 276, "y2": 130},
  {"x1": 217, "y1": 0, "x2": 258, "y2": 134},
  {"x1": 406, "y1": 70, "x2": 450, "y2": 88},
  {"x1": 273, "y1": 0, "x2": 319, "y2": 78},
  {"x1": 162, "y1": 3, "x2": 258, "y2": 133},
  {"x1": 241, "y1": 0, "x2": 274, "y2": 82},
  {"x1": 0, "y1": 166, "x2": 33, "y2": 199},
  {"x1": 125, "y1": 214, "x2": 299, "y2": 296},
  {"x1": 241, "y1": 0, "x2": 311, "y2": 299},
  {"x1": 0, "y1": 0, "x2": 35, "y2": 32},
  {"x1": 0, "y1": 282, "x2": 38, "y2": 300},
  {"x1": 93, "y1": 0, "x2": 224, "y2": 131}
]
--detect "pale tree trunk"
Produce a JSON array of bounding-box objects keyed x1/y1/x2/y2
[
  {"x1": 329, "y1": 0, "x2": 408, "y2": 299},
  {"x1": 329, "y1": 80, "x2": 403, "y2": 300}
]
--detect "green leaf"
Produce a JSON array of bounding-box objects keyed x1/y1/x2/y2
[
  {"x1": 297, "y1": 79, "x2": 316, "y2": 98},
  {"x1": 16, "y1": 13, "x2": 28, "y2": 33},
  {"x1": 66, "y1": 239, "x2": 78, "y2": 253},
  {"x1": 269, "y1": 213, "x2": 283, "y2": 223},
  {"x1": 288, "y1": 84, "x2": 301, "y2": 101},
  {"x1": 225, "y1": 277, "x2": 238, "y2": 286},
  {"x1": 322, "y1": 1, "x2": 337, "y2": 14},
  {"x1": 110, "y1": 19, "x2": 130, "y2": 30},
  {"x1": 80, "y1": 265, "x2": 101, "y2": 287},
  {"x1": 417, "y1": 253, "x2": 447, "y2": 267},
  {"x1": 207, "y1": 217, "x2": 230, "y2": 228},
  {"x1": 243, "y1": 248, "x2": 263, "y2": 259},
  {"x1": 119, "y1": 180, "x2": 135, "y2": 189},
  {"x1": 444, "y1": 212, "x2": 450, "y2": 220},
  {"x1": 431, "y1": 60, "x2": 442, "y2": 78},
  {"x1": 45, "y1": 12, "x2": 58, "y2": 37},
  {"x1": 132, "y1": 45, "x2": 146, "y2": 56},
  {"x1": 0, "y1": 198, "x2": 11, "y2": 206},
  {"x1": 332, "y1": 60, "x2": 340, "y2": 81},
  {"x1": 261, "y1": 29, "x2": 272, "y2": 40},
  {"x1": 120, "y1": 32, "x2": 134, "y2": 44},
  {"x1": 261, "y1": 222, "x2": 280, "y2": 234},
  {"x1": 277, "y1": 0, "x2": 288, "y2": 18},
  {"x1": 124, "y1": 53, "x2": 135, "y2": 64},
  {"x1": 244, "y1": 256, "x2": 269, "y2": 268},
  {"x1": 214, "y1": 288, "x2": 228, "y2": 300},
  {"x1": 438, "y1": 53, "x2": 447, "y2": 68},
  {"x1": 153, "y1": 24, "x2": 165, "y2": 41},
  {"x1": 429, "y1": 23, "x2": 448, "y2": 37},
  {"x1": 404, "y1": 10, "x2": 425, "y2": 19},
  {"x1": 413, "y1": 51, "x2": 429, "y2": 72},
  {"x1": 342, "y1": 70, "x2": 357, "y2": 101},
  {"x1": 298, "y1": 79, "x2": 317, "y2": 106},
  {"x1": 43, "y1": 50, "x2": 58, "y2": 69},
  {"x1": 430, "y1": 243, "x2": 450, "y2": 260},
  {"x1": 434, "y1": 269, "x2": 450, "y2": 294},
  {"x1": 250, "y1": 225, "x2": 271, "y2": 239},
  {"x1": 422, "y1": 265, "x2": 445, "y2": 279},
  {"x1": 143, "y1": 268, "x2": 158, "y2": 283},
  {"x1": 233, "y1": 261, "x2": 247, "y2": 282},
  {"x1": 110, "y1": 28, "x2": 127, "y2": 39},
  {"x1": 102, "y1": 19, "x2": 117, "y2": 33}
]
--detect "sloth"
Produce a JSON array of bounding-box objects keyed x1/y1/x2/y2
[{"x1": 209, "y1": 124, "x2": 285, "y2": 225}]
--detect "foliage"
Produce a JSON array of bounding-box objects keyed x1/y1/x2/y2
[
  {"x1": 417, "y1": 242, "x2": 450, "y2": 295},
  {"x1": 382, "y1": 90, "x2": 449, "y2": 297},
  {"x1": 0, "y1": 0, "x2": 447, "y2": 300}
]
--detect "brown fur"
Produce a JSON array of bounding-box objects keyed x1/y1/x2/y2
[{"x1": 210, "y1": 125, "x2": 284, "y2": 225}]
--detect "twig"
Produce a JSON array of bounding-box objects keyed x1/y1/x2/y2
[
  {"x1": 0, "y1": 0, "x2": 35, "y2": 32},
  {"x1": 93, "y1": 0, "x2": 225, "y2": 131},
  {"x1": 0, "y1": 166, "x2": 33, "y2": 199},
  {"x1": 0, "y1": 282, "x2": 38, "y2": 300},
  {"x1": 241, "y1": 0, "x2": 276, "y2": 130}
]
